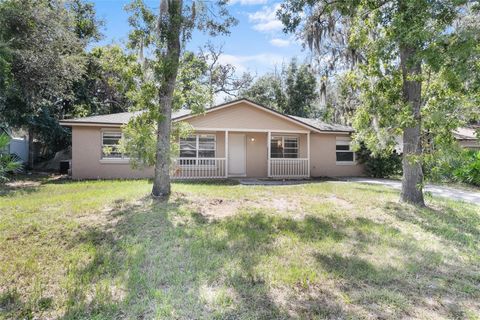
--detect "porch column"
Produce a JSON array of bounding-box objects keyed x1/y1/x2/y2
[
  {"x1": 225, "y1": 130, "x2": 229, "y2": 178},
  {"x1": 267, "y1": 131, "x2": 271, "y2": 177},
  {"x1": 307, "y1": 132, "x2": 311, "y2": 177}
]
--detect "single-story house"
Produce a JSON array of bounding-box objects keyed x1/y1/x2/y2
[
  {"x1": 59, "y1": 99, "x2": 364, "y2": 180},
  {"x1": 453, "y1": 127, "x2": 480, "y2": 150}
]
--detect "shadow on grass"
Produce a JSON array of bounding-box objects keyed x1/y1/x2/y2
[
  {"x1": 385, "y1": 201, "x2": 480, "y2": 251},
  {"x1": 57, "y1": 195, "x2": 479, "y2": 319},
  {"x1": 3, "y1": 187, "x2": 478, "y2": 319}
]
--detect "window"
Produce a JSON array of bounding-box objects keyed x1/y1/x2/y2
[
  {"x1": 270, "y1": 136, "x2": 298, "y2": 158},
  {"x1": 336, "y1": 139, "x2": 355, "y2": 164},
  {"x1": 101, "y1": 131, "x2": 128, "y2": 160},
  {"x1": 179, "y1": 134, "x2": 216, "y2": 164}
]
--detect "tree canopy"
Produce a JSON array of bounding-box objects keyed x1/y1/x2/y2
[{"x1": 278, "y1": 0, "x2": 480, "y2": 205}]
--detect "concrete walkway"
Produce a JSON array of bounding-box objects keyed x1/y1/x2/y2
[{"x1": 343, "y1": 177, "x2": 480, "y2": 205}]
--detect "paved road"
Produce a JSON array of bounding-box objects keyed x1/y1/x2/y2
[{"x1": 343, "y1": 177, "x2": 480, "y2": 205}]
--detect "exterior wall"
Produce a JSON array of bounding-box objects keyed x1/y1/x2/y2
[
  {"x1": 310, "y1": 133, "x2": 364, "y2": 177},
  {"x1": 72, "y1": 126, "x2": 153, "y2": 179},
  {"x1": 458, "y1": 139, "x2": 480, "y2": 150},
  {"x1": 185, "y1": 102, "x2": 309, "y2": 132}
]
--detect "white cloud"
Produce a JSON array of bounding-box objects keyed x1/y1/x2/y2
[
  {"x1": 248, "y1": 3, "x2": 283, "y2": 32},
  {"x1": 229, "y1": 0, "x2": 268, "y2": 4},
  {"x1": 218, "y1": 53, "x2": 285, "y2": 73},
  {"x1": 269, "y1": 38, "x2": 290, "y2": 47}
]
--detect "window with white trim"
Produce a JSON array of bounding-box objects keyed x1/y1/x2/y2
[
  {"x1": 101, "y1": 131, "x2": 128, "y2": 160},
  {"x1": 336, "y1": 139, "x2": 355, "y2": 163},
  {"x1": 179, "y1": 134, "x2": 216, "y2": 165},
  {"x1": 271, "y1": 136, "x2": 299, "y2": 158}
]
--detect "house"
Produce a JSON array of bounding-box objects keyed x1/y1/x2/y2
[
  {"x1": 453, "y1": 127, "x2": 480, "y2": 150},
  {"x1": 59, "y1": 99, "x2": 364, "y2": 180},
  {"x1": 0, "y1": 127, "x2": 29, "y2": 163}
]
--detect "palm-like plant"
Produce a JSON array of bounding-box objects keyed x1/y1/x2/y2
[{"x1": 0, "y1": 133, "x2": 22, "y2": 181}]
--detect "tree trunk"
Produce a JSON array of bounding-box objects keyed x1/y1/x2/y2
[
  {"x1": 399, "y1": 46, "x2": 425, "y2": 206},
  {"x1": 28, "y1": 127, "x2": 34, "y2": 170},
  {"x1": 151, "y1": 0, "x2": 183, "y2": 199}
]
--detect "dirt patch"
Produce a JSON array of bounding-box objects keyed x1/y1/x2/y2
[
  {"x1": 326, "y1": 195, "x2": 354, "y2": 209},
  {"x1": 184, "y1": 195, "x2": 303, "y2": 220},
  {"x1": 5, "y1": 180, "x2": 42, "y2": 189}
]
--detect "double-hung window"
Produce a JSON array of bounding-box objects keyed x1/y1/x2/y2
[
  {"x1": 336, "y1": 138, "x2": 355, "y2": 164},
  {"x1": 179, "y1": 134, "x2": 216, "y2": 165},
  {"x1": 270, "y1": 136, "x2": 299, "y2": 158},
  {"x1": 101, "y1": 131, "x2": 128, "y2": 160}
]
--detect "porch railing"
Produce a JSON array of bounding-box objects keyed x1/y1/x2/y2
[
  {"x1": 171, "y1": 158, "x2": 226, "y2": 179},
  {"x1": 269, "y1": 158, "x2": 309, "y2": 178}
]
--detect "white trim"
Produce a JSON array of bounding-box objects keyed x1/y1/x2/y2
[
  {"x1": 225, "y1": 130, "x2": 229, "y2": 178},
  {"x1": 336, "y1": 161, "x2": 356, "y2": 166},
  {"x1": 307, "y1": 132, "x2": 311, "y2": 177},
  {"x1": 270, "y1": 135, "x2": 299, "y2": 158},
  {"x1": 335, "y1": 138, "x2": 356, "y2": 165},
  {"x1": 99, "y1": 159, "x2": 130, "y2": 164},
  {"x1": 61, "y1": 122, "x2": 122, "y2": 127},
  {"x1": 267, "y1": 131, "x2": 271, "y2": 177},
  {"x1": 179, "y1": 133, "x2": 216, "y2": 161},
  {"x1": 188, "y1": 127, "x2": 310, "y2": 134},
  {"x1": 101, "y1": 129, "x2": 129, "y2": 161}
]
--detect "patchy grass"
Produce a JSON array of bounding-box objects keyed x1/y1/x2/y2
[{"x1": 0, "y1": 177, "x2": 479, "y2": 319}]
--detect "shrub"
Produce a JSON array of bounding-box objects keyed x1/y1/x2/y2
[
  {"x1": 453, "y1": 151, "x2": 480, "y2": 186},
  {"x1": 356, "y1": 146, "x2": 402, "y2": 178}
]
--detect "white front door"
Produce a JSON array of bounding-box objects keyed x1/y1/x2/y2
[{"x1": 228, "y1": 133, "x2": 246, "y2": 176}]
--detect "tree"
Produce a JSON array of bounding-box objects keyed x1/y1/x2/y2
[
  {"x1": 199, "y1": 43, "x2": 252, "y2": 101},
  {"x1": 0, "y1": 0, "x2": 101, "y2": 166},
  {"x1": 240, "y1": 59, "x2": 319, "y2": 117},
  {"x1": 125, "y1": 0, "x2": 236, "y2": 198},
  {"x1": 239, "y1": 72, "x2": 286, "y2": 111},
  {"x1": 278, "y1": 0, "x2": 480, "y2": 206},
  {"x1": 70, "y1": 45, "x2": 141, "y2": 117}
]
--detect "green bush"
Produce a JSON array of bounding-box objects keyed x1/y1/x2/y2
[
  {"x1": 356, "y1": 146, "x2": 402, "y2": 178},
  {"x1": 453, "y1": 151, "x2": 480, "y2": 186}
]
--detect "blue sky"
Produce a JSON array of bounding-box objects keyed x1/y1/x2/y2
[{"x1": 91, "y1": 0, "x2": 307, "y2": 76}]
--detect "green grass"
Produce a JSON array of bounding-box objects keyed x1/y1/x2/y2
[{"x1": 0, "y1": 177, "x2": 479, "y2": 319}]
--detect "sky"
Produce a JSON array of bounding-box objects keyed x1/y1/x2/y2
[{"x1": 91, "y1": 0, "x2": 308, "y2": 76}]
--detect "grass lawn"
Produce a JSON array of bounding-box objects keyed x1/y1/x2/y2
[{"x1": 0, "y1": 177, "x2": 479, "y2": 319}]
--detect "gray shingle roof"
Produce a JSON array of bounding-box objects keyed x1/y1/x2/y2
[
  {"x1": 60, "y1": 109, "x2": 192, "y2": 125},
  {"x1": 60, "y1": 99, "x2": 353, "y2": 133},
  {"x1": 290, "y1": 116, "x2": 354, "y2": 132}
]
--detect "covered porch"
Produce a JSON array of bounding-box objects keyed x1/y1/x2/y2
[{"x1": 171, "y1": 129, "x2": 311, "y2": 179}]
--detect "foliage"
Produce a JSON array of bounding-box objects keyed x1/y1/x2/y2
[
  {"x1": 240, "y1": 59, "x2": 319, "y2": 117},
  {"x1": 425, "y1": 146, "x2": 480, "y2": 186},
  {"x1": 453, "y1": 151, "x2": 480, "y2": 186},
  {"x1": 278, "y1": 0, "x2": 480, "y2": 205},
  {"x1": 124, "y1": 0, "x2": 237, "y2": 196},
  {"x1": 0, "y1": 0, "x2": 101, "y2": 162},
  {"x1": 356, "y1": 145, "x2": 402, "y2": 178},
  {"x1": 0, "y1": 133, "x2": 22, "y2": 181},
  {"x1": 70, "y1": 45, "x2": 142, "y2": 118}
]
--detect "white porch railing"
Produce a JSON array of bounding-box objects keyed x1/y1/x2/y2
[
  {"x1": 171, "y1": 158, "x2": 226, "y2": 179},
  {"x1": 269, "y1": 158, "x2": 309, "y2": 178}
]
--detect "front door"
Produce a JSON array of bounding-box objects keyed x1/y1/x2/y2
[{"x1": 228, "y1": 133, "x2": 246, "y2": 176}]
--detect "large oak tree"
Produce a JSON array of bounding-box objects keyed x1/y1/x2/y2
[{"x1": 278, "y1": 0, "x2": 480, "y2": 206}]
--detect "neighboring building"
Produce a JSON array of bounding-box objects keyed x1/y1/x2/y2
[
  {"x1": 60, "y1": 99, "x2": 364, "y2": 180},
  {"x1": 0, "y1": 127, "x2": 29, "y2": 163},
  {"x1": 453, "y1": 127, "x2": 480, "y2": 150}
]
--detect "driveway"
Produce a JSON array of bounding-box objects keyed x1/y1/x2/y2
[{"x1": 343, "y1": 177, "x2": 480, "y2": 205}]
